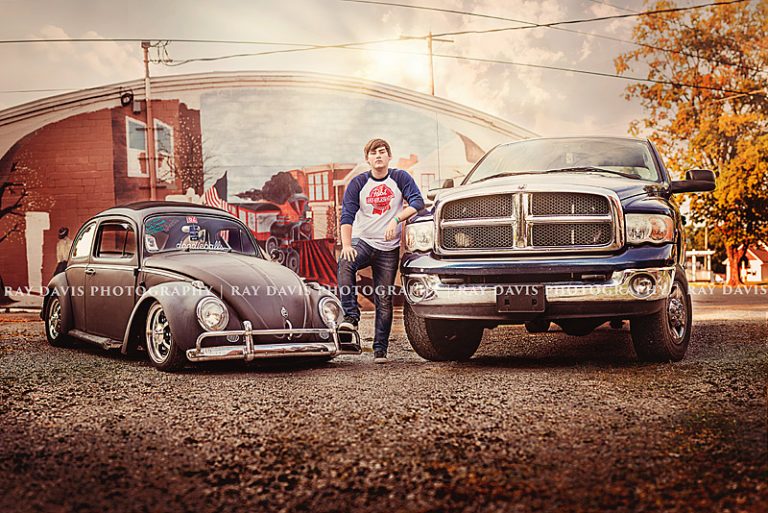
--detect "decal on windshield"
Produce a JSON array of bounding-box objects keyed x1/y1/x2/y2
[{"x1": 145, "y1": 235, "x2": 159, "y2": 252}]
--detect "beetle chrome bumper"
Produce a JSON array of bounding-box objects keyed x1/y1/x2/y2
[
  {"x1": 404, "y1": 267, "x2": 675, "y2": 306},
  {"x1": 186, "y1": 321, "x2": 361, "y2": 362}
]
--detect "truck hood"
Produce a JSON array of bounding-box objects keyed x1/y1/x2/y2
[
  {"x1": 143, "y1": 252, "x2": 312, "y2": 329},
  {"x1": 437, "y1": 172, "x2": 663, "y2": 204}
]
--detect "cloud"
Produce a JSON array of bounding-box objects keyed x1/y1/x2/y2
[{"x1": 0, "y1": 25, "x2": 143, "y2": 109}]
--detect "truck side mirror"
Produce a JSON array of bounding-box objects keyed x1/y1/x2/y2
[
  {"x1": 670, "y1": 169, "x2": 716, "y2": 193},
  {"x1": 426, "y1": 178, "x2": 455, "y2": 201}
]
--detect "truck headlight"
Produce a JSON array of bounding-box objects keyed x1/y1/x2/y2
[
  {"x1": 626, "y1": 214, "x2": 675, "y2": 244},
  {"x1": 318, "y1": 297, "x2": 342, "y2": 328},
  {"x1": 405, "y1": 221, "x2": 435, "y2": 252},
  {"x1": 196, "y1": 297, "x2": 229, "y2": 331}
]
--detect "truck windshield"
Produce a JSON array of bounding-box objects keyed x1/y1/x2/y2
[
  {"x1": 143, "y1": 214, "x2": 260, "y2": 257},
  {"x1": 466, "y1": 138, "x2": 661, "y2": 184}
]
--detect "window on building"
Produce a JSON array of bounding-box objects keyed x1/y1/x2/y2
[
  {"x1": 420, "y1": 173, "x2": 436, "y2": 191},
  {"x1": 126, "y1": 118, "x2": 147, "y2": 177},
  {"x1": 307, "y1": 172, "x2": 329, "y2": 201},
  {"x1": 154, "y1": 119, "x2": 175, "y2": 183}
]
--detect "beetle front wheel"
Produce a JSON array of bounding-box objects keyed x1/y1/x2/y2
[{"x1": 145, "y1": 301, "x2": 186, "y2": 371}]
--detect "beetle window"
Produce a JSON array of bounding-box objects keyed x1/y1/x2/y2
[
  {"x1": 96, "y1": 223, "x2": 136, "y2": 259},
  {"x1": 143, "y1": 214, "x2": 260, "y2": 257},
  {"x1": 71, "y1": 222, "x2": 96, "y2": 260}
]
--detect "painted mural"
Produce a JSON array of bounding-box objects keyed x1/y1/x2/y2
[{"x1": 0, "y1": 72, "x2": 535, "y2": 292}]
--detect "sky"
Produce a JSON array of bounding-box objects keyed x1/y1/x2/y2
[{"x1": 0, "y1": 0, "x2": 671, "y2": 137}]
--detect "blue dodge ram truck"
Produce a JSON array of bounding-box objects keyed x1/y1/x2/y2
[{"x1": 401, "y1": 136, "x2": 715, "y2": 362}]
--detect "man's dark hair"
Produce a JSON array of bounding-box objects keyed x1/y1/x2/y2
[{"x1": 364, "y1": 138, "x2": 391, "y2": 158}]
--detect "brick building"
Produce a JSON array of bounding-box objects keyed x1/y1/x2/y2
[
  {"x1": 0, "y1": 71, "x2": 535, "y2": 290},
  {"x1": 0, "y1": 99, "x2": 202, "y2": 290}
]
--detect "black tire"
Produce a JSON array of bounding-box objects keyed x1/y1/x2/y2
[
  {"x1": 145, "y1": 301, "x2": 186, "y2": 371},
  {"x1": 44, "y1": 296, "x2": 72, "y2": 347},
  {"x1": 630, "y1": 273, "x2": 692, "y2": 362},
  {"x1": 403, "y1": 302, "x2": 483, "y2": 361}
]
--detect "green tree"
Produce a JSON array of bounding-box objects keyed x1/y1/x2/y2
[{"x1": 615, "y1": 0, "x2": 768, "y2": 285}]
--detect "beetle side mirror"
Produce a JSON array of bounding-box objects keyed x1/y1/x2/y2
[
  {"x1": 426, "y1": 178, "x2": 455, "y2": 201},
  {"x1": 669, "y1": 169, "x2": 716, "y2": 193}
]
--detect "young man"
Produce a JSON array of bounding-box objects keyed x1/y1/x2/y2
[{"x1": 337, "y1": 138, "x2": 425, "y2": 363}]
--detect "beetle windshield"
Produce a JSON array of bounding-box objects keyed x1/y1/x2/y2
[
  {"x1": 466, "y1": 138, "x2": 661, "y2": 184},
  {"x1": 143, "y1": 214, "x2": 260, "y2": 257}
]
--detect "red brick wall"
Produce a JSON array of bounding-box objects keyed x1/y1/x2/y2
[
  {"x1": 0, "y1": 111, "x2": 115, "y2": 287},
  {"x1": 0, "y1": 101, "x2": 203, "y2": 288}
]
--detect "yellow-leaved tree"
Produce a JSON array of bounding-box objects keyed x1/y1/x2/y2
[{"x1": 615, "y1": 0, "x2": 768, "y2": 285}]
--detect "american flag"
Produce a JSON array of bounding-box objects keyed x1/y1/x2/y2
[{"x1": 204, "y1": 172, "x2": 228, "y2": 211}]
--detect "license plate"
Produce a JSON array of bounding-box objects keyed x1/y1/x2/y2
[{"x1": 496, "y1": 284, "x2": 545, "y2": 312}]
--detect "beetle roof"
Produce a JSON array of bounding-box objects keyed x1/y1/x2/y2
[{"x1": 93, "y1": 201, "x2": 234, "y2": 223}]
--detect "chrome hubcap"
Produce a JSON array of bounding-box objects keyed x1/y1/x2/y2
[
  {"x1": 667, "y1": 284, "x2": 687, "y2": 343},
  {"x1": 146, "y1": 303, "x2": 172, "y2": 363},
  {"x1": 48, "y1": 299, "x2": 61, "y2": 339}
]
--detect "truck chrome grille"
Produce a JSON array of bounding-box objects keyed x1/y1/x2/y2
[
  {"x1": 437, "y1": 190, "x2": 620, "y2": 254},
  {"x1": 442, "y1": 225, "x2": 514, "y2": 250},
  {"x1": 531, "y1": 193, "x2": 609, "y2": 216},
  {"x1": 531, "y1": 223, "x2": 613, "y2": 246},
  {"x1": 442, "y1": 194, "x2": 514, "y2": 220}
]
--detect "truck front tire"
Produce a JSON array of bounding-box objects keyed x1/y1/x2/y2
[
  {"x1": 630, "y1": 272, "x2": 692, "y2": 362},
  {"x1": 403, "y1": 302, "x2": 483, "y2": 361}
]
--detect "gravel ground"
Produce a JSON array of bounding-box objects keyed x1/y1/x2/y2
[{"x1": 0, "y1": 311, "x2": 766, "y2": 513}]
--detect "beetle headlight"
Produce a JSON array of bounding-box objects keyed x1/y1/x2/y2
[
  {"x1": 196, "y1": 297, "x2": 229, "y2": 331},
  {"x1": 626, "y1": 214, "x2": 675, "y2": 244},
  {"x1": 318, "y1": 296, "x2": 342, "y2": 328},
  {"x1": 404, "y1": 221, "x2": 435, "y2": 252}
]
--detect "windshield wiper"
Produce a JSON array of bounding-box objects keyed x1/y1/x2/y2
[
  {"x1": 474, "y1": 167, "x2": 641, "y2": 183},
  {"x1": 474, "y1": 171, "x2": 540, "y2": 183},
  {"x1": 542, "y1": 167, "x2": 641, "y2": 180}
]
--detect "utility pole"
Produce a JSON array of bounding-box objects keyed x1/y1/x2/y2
[
  {"x1": 400, "y1": 33, "x2": 452, "y2": 96},
  {"x1": 427, "y1": 32, "x2": 434, "y2": 96},
  {"x1": 142, "y1": 41, "x2": 157, "y2": 200}
]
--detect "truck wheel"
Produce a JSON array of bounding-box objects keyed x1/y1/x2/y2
[
  {"x1": 45, "y1": 296, "x2": 72, "y2": 347},
  {"x1": 145, "y1": 301, "x2": 186, "y2": 371},
  {"x1": 403, "y1": 303, "x2": 483, "y2": 361},
  {"x1": 630, "y1": 273, "x2": 692, "y2": 362}
]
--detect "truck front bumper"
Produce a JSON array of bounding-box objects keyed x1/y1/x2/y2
[{"x1": 403, "y1": 267, "x2": 675, "y2": 321}]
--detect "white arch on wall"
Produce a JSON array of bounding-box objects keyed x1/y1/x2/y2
[{"x1": 0, "y1": 71, "x2": 537, "y2": 158}]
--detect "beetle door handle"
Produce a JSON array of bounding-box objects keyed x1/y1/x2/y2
[{"x1": 85, "y1": 268, "x2": 96, "y2": 275}]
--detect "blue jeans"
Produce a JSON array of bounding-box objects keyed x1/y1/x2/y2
[{"x1": 337, "y1": 239, "x2": 399, "y2": 353}]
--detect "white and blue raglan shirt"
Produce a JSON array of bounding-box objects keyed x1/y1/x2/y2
[{"x1": 340, "y1": 168, "x2": 425, "y2": 251}]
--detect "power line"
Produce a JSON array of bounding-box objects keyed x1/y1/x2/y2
[
  {"x1": 0, "y1": 37, "x2": 314, "y2": 46},
  {"x1": 154, "y1": 41, "x2": 763, "y2": 96},
  {"x1": 341, "y1": 0, "x2": 750, "y2": 37},
  {"x1": 0, "y1": 88, "x2": 78, "y2": 94},
  {"x1": 341, "y1": 0, "x2": 764, "y2": 73},
  {"x1": 584, "y1": 0, "x2": 639, "y2": 13}
]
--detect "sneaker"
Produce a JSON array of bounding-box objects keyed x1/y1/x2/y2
[
  {"x1": 338, "y1": 316, "x2": 358, "y2": 331},
  {"x1": 373, "y1": 350, "x2": 388, "y2": 364}
]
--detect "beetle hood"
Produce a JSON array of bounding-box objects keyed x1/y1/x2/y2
[{"x1": 143, "y1": 252, "x2": 313, "y2": 330}]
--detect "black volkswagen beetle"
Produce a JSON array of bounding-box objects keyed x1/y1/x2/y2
[{"x1": 42, "y1": 202, "x2": 359, "y2": 371}]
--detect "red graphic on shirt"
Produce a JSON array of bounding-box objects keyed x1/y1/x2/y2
[{"x1": 366, "y1": 183, "x2": 395, "y2": 215}]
